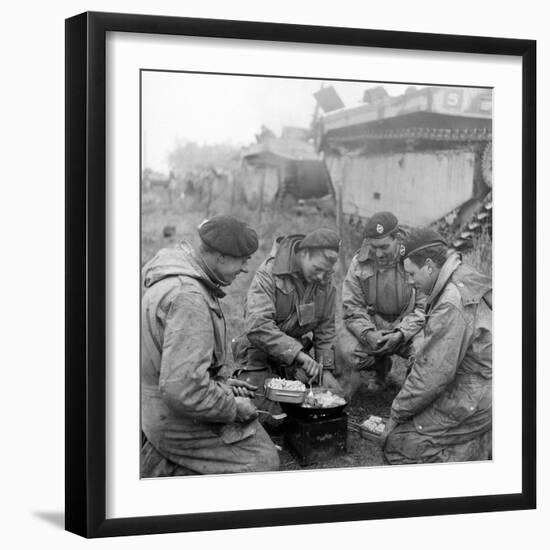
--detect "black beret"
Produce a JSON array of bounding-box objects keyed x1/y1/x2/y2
[
  {"x1": 198, "y1": 215, "x2": 259, "y2": 257},
  {"x1": 403, "y1": 227, "x2": 447, "y2": 258},
  {"x1": 299, "y1": 228, "x2": 341, "y2": 252},
  {"x1": 364, "y1": 212, "x2": 399, "y2": 239}
]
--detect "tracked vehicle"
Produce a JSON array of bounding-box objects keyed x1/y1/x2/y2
[{"x1": 317, "y1": 86, "x2": 492, "y2": 248}]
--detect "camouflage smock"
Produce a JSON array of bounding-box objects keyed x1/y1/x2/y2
[
  {"x1": 141, "y1": 241, "x2": 278, "y2": 475},
  {"x1": 384, "y1": 252, "x2": 492, "y2": 464},
  {"x1": 237, "y1": 235, "x2": 336, "y2": 369}
]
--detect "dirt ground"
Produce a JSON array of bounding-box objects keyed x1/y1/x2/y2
[{"x1": 274, "y1": 362, "x2": 408, "y2": 470}]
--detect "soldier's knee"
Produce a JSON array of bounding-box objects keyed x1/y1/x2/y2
[
  {"x1": 265, "y1": 447, "x2": 280, "y2": 471},
  {"x1": 383, "y1": 431, "x2": 403, "y2": 464}
]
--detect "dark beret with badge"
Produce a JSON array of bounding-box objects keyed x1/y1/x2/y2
[
  {"x1": 299, "y1": 228, "x2": 341, "y2": 252},
  {"x1": 198, "y1": 215, "x2": 259, "y2": 257},
  {"x1": 363, "y1": 211, "x2": 399, "y2": 239},
  {"x1": 403, "y1": 227, "x2": 447, "y2": 258}
]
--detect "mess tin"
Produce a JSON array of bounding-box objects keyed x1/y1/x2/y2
[{"x1": 257, "y1": 378, "x2": 307, "y2": 404}]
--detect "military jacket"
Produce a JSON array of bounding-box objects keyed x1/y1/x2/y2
[
  {"x1": 243, "y1": 235, "x2": 336, "y2": 366},
  {"x1": 391, "y1": 253, "x2": 492, "y2": 439},
  {"x1": 141, "y1": 241, "x2": 247, "y2": 455},
  {"x1": 342, "y1": 241, "x2": 426, "y2": 342}
]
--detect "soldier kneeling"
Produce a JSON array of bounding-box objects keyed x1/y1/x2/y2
[
  {"x1": 335, "y1": 212, "x2": 426, "y2": 397},
  {"x1": 233, "y1": 228, "x2": 344, "y2": 426}
]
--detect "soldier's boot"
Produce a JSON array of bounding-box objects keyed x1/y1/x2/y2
[{"x1": 367, "y1": 356, "x2": 392, "y2": 392}]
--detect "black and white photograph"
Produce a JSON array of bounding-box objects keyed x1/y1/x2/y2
[
  {"x1": 1, "y1": 0, "x2": 545, "y2": 546},
  {"x1": 140, "y1": 72, "x2": 493, "y2": 477},
  {"x1": 61, "y1": 9, "x2": 535, "y2": 539}
]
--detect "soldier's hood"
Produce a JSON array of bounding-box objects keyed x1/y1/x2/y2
[
  {"x1": 142, "y1": 240, "x2": 225, "y2": 297},
  {"x1": 270, "y1": 234, "x2": 304, "y2": 275},
  {"x1": 428, "y1": 252, "x2": 491, "y2": 307},
  {"x1": 427, "y1": 252, "x2": 461, "y2": 305}
]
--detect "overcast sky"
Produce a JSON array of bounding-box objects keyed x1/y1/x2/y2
[{"x1": 142, "y1": 71, "x2": 413, "y2": 172}]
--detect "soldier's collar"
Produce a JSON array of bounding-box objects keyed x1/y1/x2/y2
[
  {"x1": 272, "y1": 235, "x2": 304, "y2": 275},
  {"x1": 356, "y1": 240, "x2": 370, "y2": 262},
  {"x1": 427, "y1": 252, "x2": 461, "y2": 306},
  {"x1": 193, "y1": 250, "x2": 227, "y2": 298}
]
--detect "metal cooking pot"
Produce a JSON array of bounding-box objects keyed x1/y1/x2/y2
[{"x1": 281, "y1": 387, "x2": 348, "y2": 418}]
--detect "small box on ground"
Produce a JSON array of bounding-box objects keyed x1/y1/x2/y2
[{"x1": 359, "y1": 415, "x2": 387, "y2": 444}]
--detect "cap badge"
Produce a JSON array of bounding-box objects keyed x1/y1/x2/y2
[
  {"x1": 376, "y1": 224, "x2": 384, "y2": 234},
  {"x1": 400, "y1": 244, "x2": 406, "y2": 256}
]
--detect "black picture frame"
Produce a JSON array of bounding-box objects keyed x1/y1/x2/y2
[{"x1": 65, "y1": 11, "x2": 536, "y2": 538}]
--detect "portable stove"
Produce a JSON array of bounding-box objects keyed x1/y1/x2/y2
[{"x1": 283, "y1": 408, "x2": 347, "y2": 466}]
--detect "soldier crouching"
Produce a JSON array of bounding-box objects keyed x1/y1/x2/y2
[{"x1": 335, "y1": 212, "x2": 426, "y2": 396}]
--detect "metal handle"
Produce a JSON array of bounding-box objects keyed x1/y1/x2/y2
[{"x1": 257, "y1": 410, "x2": 287, "y2": 421}]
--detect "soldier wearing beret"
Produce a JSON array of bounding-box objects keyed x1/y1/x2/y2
[
  {"x1": 336, "y1": 212, "x2": 426, "y2": 393},
  {"x1": 141, "y1": 215, "x2": 279, "y2": 476},
  {"x1": 233, "y1": 228, "x2": 344, "y2": 424},
  {"x1": 382, "y1": 228, "x2": 492, "y2": 464}
]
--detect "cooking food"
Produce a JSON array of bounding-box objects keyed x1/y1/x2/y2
[
  {"x1": 303, "y1": 390, "x2": 346, "y2": 409},
  {"x1": 361, "y1": 415, "x2": 386, "y2": 435},
  {"x1": 266, "y1": 378, "x2": 306, "y2": 391}
]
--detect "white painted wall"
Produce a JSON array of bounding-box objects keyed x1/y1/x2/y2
[{"x1": 328, "y1": 150, "x2": 475, "y2": 225}]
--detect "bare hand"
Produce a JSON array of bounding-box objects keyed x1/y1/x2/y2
[
  {"x1": 363, "y1": 330, "x2": 386, "y2": 353},
  {"x1": 226, "y1": 378, "x2": 258, "y2": 398},
  {"x1": 376, "y1": 331, "x2": 404, "y2": 355},
  {"x1": 235, "y1": 397, "x2": 258, "y2": 423},
  {"x1": 297, "y1": 352, "x2": 321, "y2": 379}
]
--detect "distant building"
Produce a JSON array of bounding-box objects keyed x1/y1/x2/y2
[{"x1": 240, "y1": 127, "x2": 334, "y2": 207}]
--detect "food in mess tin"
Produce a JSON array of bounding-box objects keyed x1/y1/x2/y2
[
  {"x1": 266, "y1": 378, "x2": 306, "y2": 391},
  {"x1": 303, "y1": 390, "x2": 346, "y2": 408},
  {"x1": 361, "y1": 415, "x2": 386, "y2": 434}
]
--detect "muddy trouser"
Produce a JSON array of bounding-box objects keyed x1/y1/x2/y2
[
  {"x1": 141, "y1": 418, "x2": 279, "y2": 477},
  {"x1": 384, "y1": 424, "x2": 492, "y2": 464},
  {"x1": 335, "y1": 327, "x2": 414, "y2": 383},
  {"x1": 141, "y1": 439, "x2": 197, "y2": 477}
]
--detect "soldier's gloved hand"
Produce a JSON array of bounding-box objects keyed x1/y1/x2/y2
[
  {"x1": 296, "y1": 351, "x2": 321, "y2": 379},
  {"x1": 362, "y1": 330, "x2": 386, "y2": 353},
  {"x1": 227, "y1": 378, "x2": 258, "y2": 398},
  {"x1": 235, "y1": 397, "x2": 258, "y2": 423},
  {"x1": 376, "y1": 331, "x2": 404, "y2": 355}
]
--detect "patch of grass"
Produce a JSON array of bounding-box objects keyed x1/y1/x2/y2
[{"x1": 462, "y1": 227, "x2": 492, "y2": 276}]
